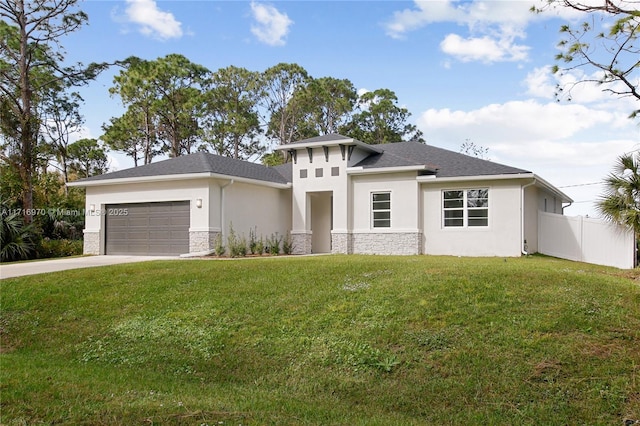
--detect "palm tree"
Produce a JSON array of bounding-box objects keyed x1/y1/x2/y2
[{"x1": 596, "y1": 151, "x2": 640, "y2": 235}]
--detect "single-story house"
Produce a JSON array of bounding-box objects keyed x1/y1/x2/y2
[{"x1": 69, "y1": 134, "x2": 572, "y2": 257}]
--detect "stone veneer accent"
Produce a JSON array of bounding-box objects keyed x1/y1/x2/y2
[
  {"x1": 331, "y1": 232, "x2": 352, "y2": 254},
  {"x1": 189, "y1": 231, "x2": 220, "y2": 253},
  {"x1": 291, "y1": 231, "x2": 312, "y2": 255},
  {"x1": 83, "y1": 231, "x2": 101, "y2": 255},
  {"x1": 351, "y1": 232, "x2": 422, "y2": 255}
]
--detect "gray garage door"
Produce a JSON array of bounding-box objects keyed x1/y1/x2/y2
[{"x1": 105, "y1": 201, "x2": 190, "y2": 255}]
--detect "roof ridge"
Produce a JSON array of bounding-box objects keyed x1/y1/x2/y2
[{"x1": 196, "y1": 151, "x2": 215, "y2": 173}]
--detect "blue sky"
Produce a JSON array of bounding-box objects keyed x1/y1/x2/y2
[{"x1": 63, "y1": 0, "x2": 638, "y2": 216}]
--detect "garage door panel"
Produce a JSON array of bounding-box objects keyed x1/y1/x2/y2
[
  {"x1": 171, "y1": 216, "x2": 190, "y2": 226},
  {"x1": 127, "y1": 218, "x2": 152, "y2": 227},
  {"x1": 149, "y1": 230, "x2": 173, "y2": 239},
  {"x1": 105, "y1": 201, "x2": 189, "y2": 255},
  {"x1": 108, "y1": 217, "x2": 130, "y2": 226},
  {"x1": 149, "y1": 217, "x2": 172, "y2": 227}
]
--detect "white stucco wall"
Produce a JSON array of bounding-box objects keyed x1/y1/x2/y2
[
  {"x1": 422, "y1": 180, "x2": 523, "y2": 257},
  {"x1": 222, "y1": 181, "x2": 291, "y2": 241},
  {"x1": 350, "y1": 172, "x2": 420, "y2": 232},
  {"x1": 523, "y1": 185, "x2": 539, "y2": 253}
]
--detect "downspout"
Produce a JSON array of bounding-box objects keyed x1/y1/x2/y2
[
  {"x1": 220, "y1": 179, "x2": 234, "y2": 241},
  {"x1": 521, "y1": 178, "x2": 536, "y2": 255},
  {"x1": 562, "y1": 202, "x2": 573, "y2": 214}
]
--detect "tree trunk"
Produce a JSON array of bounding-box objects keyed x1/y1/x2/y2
[{"x1": 18, "y1": 0, "x2": 34, "y2": 223}]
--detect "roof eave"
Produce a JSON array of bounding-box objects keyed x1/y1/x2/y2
[
  {"x1": 417, "y1": 173, "x2": 535, "y2": 184},
  {"x1": 67, "y1": 172, "x2": 292, "y2": 189},
  {"x1": 277, "y1": 138, "x2": 383, "y2": 154}
]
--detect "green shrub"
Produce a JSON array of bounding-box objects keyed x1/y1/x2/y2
[
  {"x1": 266, "y1": 233, "x2": 281, "y2": 255},
  {"x1": 249, "y1": 227, "x2": 259, "y2": 255},
  {"x1": 214, "y1": 233, "x2": 225, "y2": 257},
  {"x1": 0, "y1": 204, "x2": 37, "y2": 262},
  {"x1": 36, "y1": 238, "x2": 83, "y2": 259},
  {"x1": 227, "y1": 224, "x2": 247, "y2": 258},
  {"x1": 255, "y1": 236, "x2": 264, "y2": 256},
  {"x1": 282, "y1": 231, "x2": 294, "y2": 255}
]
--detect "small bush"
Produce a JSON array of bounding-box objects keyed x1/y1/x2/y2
[
  {"x1": 230, "y1": 235, "x2": 247, "y2": 258},
  {"x1": 255, "y1": 236, "x2": 264, "y2": 256},
  {"x1": 249, "y1": 227, "x2": 266, "y2": 256},
  {"x1": 282, "y1": 231, "x2": 294, "y2": 255},
  {"x1": 36, "y1": 238, "x2": 83, "y2": 259},
  {"x1": 227, "y1": 224, "x2": 247, "y2": 258},
  {"x1": 214, "y1": 233, "x2": 225, "y2": 257},
  {"x1": 266, "y1": 233, "x2": 282, "y2": 256}
]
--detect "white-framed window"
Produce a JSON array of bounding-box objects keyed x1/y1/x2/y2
[
  {"x1": 443, "y1": 188, "x2": 488, "y2": 227},
  {"x1": 371, "y1": 192, "x2": 391, "y2": 228}
]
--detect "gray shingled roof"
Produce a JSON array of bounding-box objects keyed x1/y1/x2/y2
[
  {"x1": 75, "y1": 151, "x2": 291, "y2": 185},
  {"x1": 74, "y1": 138, "x2": 529, "y2": 186},
  {"x1": 354, "y1": 141, "x2": 530, "y2": 177}
]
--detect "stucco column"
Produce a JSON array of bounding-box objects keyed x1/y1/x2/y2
[{"x1": 291, "y1": 189, "x2": 312, "y2": 254}]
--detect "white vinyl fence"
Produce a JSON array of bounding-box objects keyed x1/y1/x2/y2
[{"x1": 538, "y1": 211, "x2": 636, "y2": 269}]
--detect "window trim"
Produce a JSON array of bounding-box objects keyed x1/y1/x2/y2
[
  {"x1": 442, "y1": 188, "x2": 489, "y2": 228},
  {"x1": 371, "y1": 191, "x2": 391, "y2": 228}
]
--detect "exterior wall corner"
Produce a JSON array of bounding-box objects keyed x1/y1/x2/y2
[
  {"x1": 291, "y1": 230, "x2": 312, "y2": 255},
  {"x1": 189, "y1": 230, "x2": 220, "y2": 253},
  {"x1": 331, "y1": 231, "x2": 352, "y2": 254},
  {"x1": 83, "y1": 231, "x2": 101, "y2": 255}
]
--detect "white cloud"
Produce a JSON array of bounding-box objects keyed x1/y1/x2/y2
[
  {"x1": 384, "y1": 0, "x2": 561, "y2": 63},
  {"x1": 419, "y1": 100, "x2": 613, "y2": 142},
  {"x1": 440, "y1": 31, "x2": 529, "y2": 63},
  {"x1": 250, "y1": 2, "x2": 292, "y2": 46},
  {"x1": 385, "y1": 0, "x2": 535, "y2": 38},
  {"x1": 125, "y1": 0, "x2": 183, "y2": 40}
]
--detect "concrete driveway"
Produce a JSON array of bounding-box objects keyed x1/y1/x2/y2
[{"x1": 0, "y1": 255, "x2": 177, "y2": 280}]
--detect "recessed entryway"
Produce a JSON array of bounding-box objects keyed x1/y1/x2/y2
[{"x1": 310, "y1": 192, "x2": 332, "y2": 254}]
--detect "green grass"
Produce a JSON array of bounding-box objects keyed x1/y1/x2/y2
[{"x1": 1, "y1": 255, "x2": 639, "y2": 425}]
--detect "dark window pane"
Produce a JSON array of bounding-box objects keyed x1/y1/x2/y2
[
  {"x1": 373, "y1": 211, "x2": 391, "y2": 220},
  {"x1": 468, "y1": 218, "x2": 488, "y2": 227},
  {"x1": 444, "y1": 210, "x2": 463, "y2": 219},
  {"x1": 373, "y1": 201, "x2": 391, "y2": 210},
  {"x1": 468, "y1": 209, "x2": 488, "y2": 219},
  {"x1": 444, "y1": 190, "x2": 463, "y2": 200},
  {"x1": 444, "y1": 218, "x2": 464, "y2": 227},
  {"x1": 374, "y1": 219, "x2": 391, "y2": 228},
  {"x1": 444, "y1": 199, "x2": 464, "y2": 209},
  {"x1": 373, "y1": 193, "x2": 390, "y2": 202}
]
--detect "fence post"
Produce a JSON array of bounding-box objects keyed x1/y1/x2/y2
[{"x1": 578, "y1": 215, "x2": 584, "y2": 263}]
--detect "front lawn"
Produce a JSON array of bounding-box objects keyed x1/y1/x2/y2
[{"x1": 1, "y1": 255, "x2": 639, "y2": 425}]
